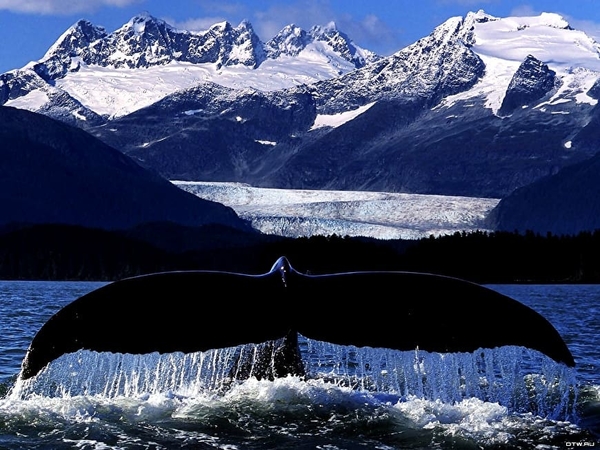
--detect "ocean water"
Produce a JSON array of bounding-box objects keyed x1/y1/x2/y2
[{"x1": 0, "y1": 280, "x2": 598, "y2": 449}]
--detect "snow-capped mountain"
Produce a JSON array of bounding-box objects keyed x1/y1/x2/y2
[
  {"x1": 3, "y1": 10, "x2": 600, "y2": 235},
  {"x1": 1, "y1": 13, "x2": 378, "y2": 118},
  {"x1": 265, "y1": 22, "x2": 376, "y2": 68},
  {"x1": 75, "y1": 11, "x2": 600, "y2": 198}
]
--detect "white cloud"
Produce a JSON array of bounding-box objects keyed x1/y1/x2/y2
[
  {"x1": 337, "y1": 13, "x2": 399, "y2": 55},
  {"x1": 252, "y1": 1, "x2": 332, "y2": 40},
  {"x1": 509, "y1": 5, "x2": 539, "y2": 17},
  {"x1": 0, "y1": 0, "x2": 144, "y2": 15},
  {"x1": 437, "y1": 0, "x2": 496, "y2": 5}
]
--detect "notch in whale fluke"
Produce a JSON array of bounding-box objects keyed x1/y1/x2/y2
[{"x1": 20, "y1": 257, "x2": 575, "y2": 380}]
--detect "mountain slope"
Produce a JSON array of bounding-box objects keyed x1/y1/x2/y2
[
  {"x1": 90, "y1": 82, "x2": 318, "y2": 181},
  {"x1": 269, "y1": 12, "x2": 600, "y2": 196},
  {"x1": 0, "y1": 106, "x2": 247, "y2": 231},
  {"x1": 487, "y1": 109, "x2": 600, "y2": 235},
  {"x1": 312, "y1": 13, "x2": 485, "y2": 113}
]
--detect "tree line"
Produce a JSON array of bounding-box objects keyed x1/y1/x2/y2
[{"x1": 1, "y1": 224, "x2": 600, "y2": 283}]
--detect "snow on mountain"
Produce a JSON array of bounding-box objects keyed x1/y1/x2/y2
[
  {"x1": 440, "y1": 11, "x2": 600, "y2": 113},
  {"x1": 173, "y1": 181, "x2": 499, "y2": 240},
  {"x1": 39, "y1": 20, "x2": 107, "y2": 72},
  {"x1": 310, "y1": 102, "x2": 375, "y2": 130},
  {"x1": 313, "y1": 10, "x2": 600, "y2": 116},
  {"x1": 1, "y1": 14, "x2": 378, "y2": 118},
  {"x1": 265, "y1": 21, "x2": 377, "y2": 69},
  {"x1": 48, "y1": 56, "x2": 358, "y2": 119}
]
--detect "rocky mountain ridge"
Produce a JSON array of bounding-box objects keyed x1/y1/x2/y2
[
  {"x1": 0, "y1": 13, "x2": 378, "y2": 118},
  {"x1": 3, "y1": 10, "x2": 600, "y2": 235}
]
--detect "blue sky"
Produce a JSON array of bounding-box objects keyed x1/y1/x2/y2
[{"x1": 1, "y1": 0, "x2": 600, "y2": 74}]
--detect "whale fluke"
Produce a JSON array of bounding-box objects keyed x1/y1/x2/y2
[{"x1": 20, "y1": 257, "x2": 575, "y2": 380}]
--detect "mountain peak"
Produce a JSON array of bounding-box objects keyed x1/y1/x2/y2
[
  {"x1": 312, "y1": 21, "x2": 338, "y2": 34},
  {"x1": 209, "y1": 21, "x2": 233, "y2": 32},
  {"x1": 131, "y1": 11, "x2": 157, "y2": 21},
  {"x1": 275, "y1": 23, "x2": 305, "y2": 39},
  {"x1": 12, "y1": 13, "x2": 377, "y2": 76},
  {"x1": 3, "y1": 12, "x2": 374, "y2": 116},
  {"x1": 264, "y1": 21, "x2": 378, "y2": 68},
  {"x1": 308, "y1": 22, "x2": 380, "y2": 68},
  {"x1": 536, "y1": 12, "x2": 572, "y2": 29},
  {"x1": 43, "y1": 19, "x2": 107, "y2": 60},
  {"x1": 120, "y1": 12, "x2": 175, "y2": 36},
  {"x1": 467, "y1": 10, "x2": 497, "y2": 23},
  {"x1": 238, "y1": 19, "x2": 253, "y2": 29},
  {"x1": 498, "y1": 54, "x2": 557, "y2": 115},
  {"x1": 265, "y1": 24, "x2": 309, "y2": 58},
  {"x1": 127, "y1": 12, "x2": 163, "y2": 29},
  {"x1": 464, "y1": 10, "x2": 571, "y2": 31}
]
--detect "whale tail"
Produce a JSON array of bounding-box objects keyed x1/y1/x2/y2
[
  {"x1": 228, "y1": 330, "x2": 305, "y2": 381},
  {"x1": 20, "y1": 257, "x2": 575, "y2": 381}
]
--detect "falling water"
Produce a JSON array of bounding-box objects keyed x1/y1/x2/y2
[
  {"x1": 302, "y1": 339, "x2": 578, "y2": 420},
  {"x1": 10, "y1": 336, "x2": 578, "y2": 421}
]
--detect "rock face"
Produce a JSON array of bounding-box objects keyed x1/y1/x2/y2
[
  {"x1": 312, "y1": 14, "x2": 486, "y2": 114},
  {"x1": 0, "y1": 106, "x2": 248, "y2": 231},
  {"x1": 36, "y1": 15, "x2": 267, "y2": 71},
  {"x1": 91, "y1": 83, "x2": 318, "y2": 182},
  {"x1": 498, "y1": 55, "x2": 557, "y2": 115}
]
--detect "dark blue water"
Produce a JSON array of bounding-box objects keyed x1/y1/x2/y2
[{"x1": 0, "y1": 281, "x2": 598, "y2": 449}]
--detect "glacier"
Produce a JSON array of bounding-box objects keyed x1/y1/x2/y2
[{"x1": 173, "y1": 181, "x2": 499, "y2": 240}]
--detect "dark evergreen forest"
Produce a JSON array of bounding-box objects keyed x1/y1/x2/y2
[{"x1": 1, "y1": 223, "x2": 599, "y2": 283}]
